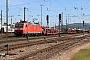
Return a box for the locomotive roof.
[15,21,42,26]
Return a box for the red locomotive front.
[14,22,24,36]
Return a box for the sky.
[0,0,90,27]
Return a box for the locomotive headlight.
[20,28,23,30]
[15,28,17,30]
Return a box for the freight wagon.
[63,28,76,34]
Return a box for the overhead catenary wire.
[66,0,74,7]
[82,0,90,14]
[0,0,5,4]
[8,0,42,7]
[7,0,43,16]
[73,0,77,7]
[54,0,64,8]
[83,0,90,8]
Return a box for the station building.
[0,22,14,33]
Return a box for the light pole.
[0,10,2,35]
[9,16,14,31]
[68,14,69,26]
[66,19,67,29]
[6,0,8,33]
[6,0,9,55]
[40,5,43,25]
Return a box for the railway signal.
[46,15,49,21]
[46,15,49,27]
[59,14,61,37]
[83,20,84,26]
[83,20,84,35]
[59,14,61,21]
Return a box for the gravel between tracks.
[0,43,59,60]
[47,41,90,60]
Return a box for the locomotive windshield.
[15,24,24,27]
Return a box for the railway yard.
[0,33,90,60]
[0,0,90,60]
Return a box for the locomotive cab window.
[15,24,24,27]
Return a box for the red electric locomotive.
[14,21,42,36]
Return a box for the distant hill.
[56,23,90,30]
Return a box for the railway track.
[0,37,70,52]
[0,35,57,44]
[13,35,90,60]
[0,34,89,52]
[0,34,89,60]
[0,33,87,45]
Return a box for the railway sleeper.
[39,41,81,60]
[14,41,74,60]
